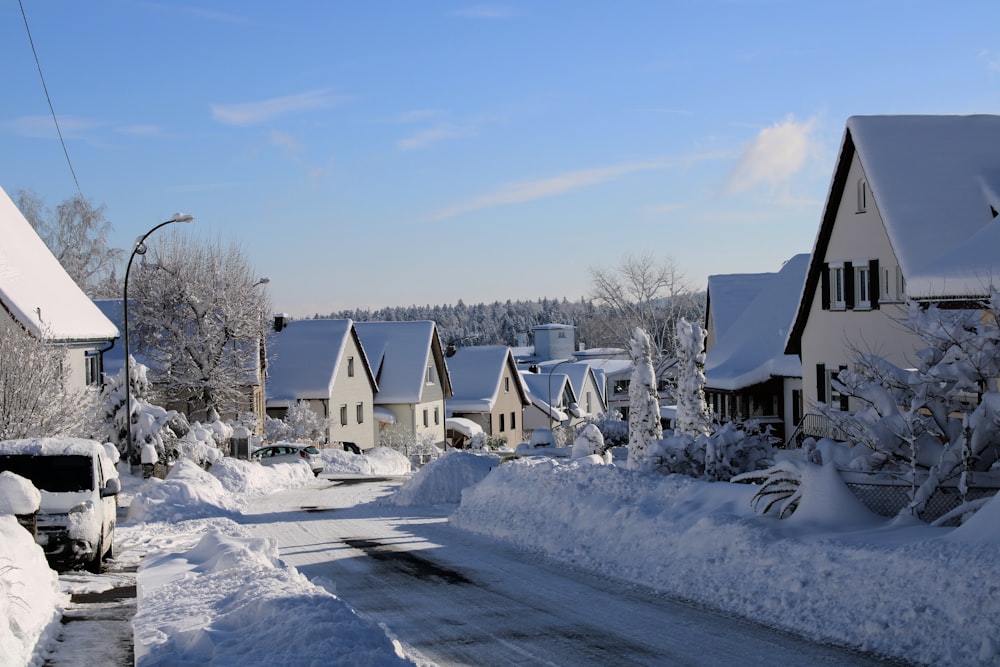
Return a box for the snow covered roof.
[355,320,452,405]
[705,254,808,391]
[266,319,374,404]
[445,345,528,414]
[534,360,602,410]
[0,185,118,342]
[444,417,483,438]
[705,272,774,343]
[848,115,1000,299]
[520,371,573,421]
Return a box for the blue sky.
[2,1,999,317]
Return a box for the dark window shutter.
[838,365,849,411]
[844,261,855,310]
[870,258,880,309]
[816,363,826,403]
[820,264,830,310]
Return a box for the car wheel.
[86,539,104,574]
[103,534,115,562]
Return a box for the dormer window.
[856,179,867,213]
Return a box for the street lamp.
[547,358,576,431]
[122,213,194,465]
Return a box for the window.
[504,377,510,393]
[856,178,867,213]
[558,331,567,339]
[347,357,355,377]
[586,392,592,413]
[434,406,440,425]
[422,409,429,427]
[84,352,101,387]
[510,411,516,430]
[613,379,630,395]
[356,403,364,424]
[855,264,871,310]
[499,413,505,431]
[339,405,348,426]
[425,365,436,385]
[830,264,846,309]
[816,364,849,411]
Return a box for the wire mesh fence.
[840,471,1000,525]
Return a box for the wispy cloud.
[399,122,478,150]
[724,114,819,194]
[1,115,106,140]
[425,161,671,221]
[210,89,347,126]
[117,124,162,137]
[450,4,519,18]
[980,49,1000,72]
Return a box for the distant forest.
[317,293,706,351]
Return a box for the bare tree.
[128,231,271,423]
[589,253,702,356]
[17,190,123,298]
[0,316,97,439]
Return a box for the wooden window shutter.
[869,258,880,309]
[844,261,855,310]
[820,264,830,310]
[838,364,849,411]
[816,363,826,403]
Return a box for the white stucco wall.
[327,337,378,449]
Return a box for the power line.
[18,0,83,198]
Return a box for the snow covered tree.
[627,327,663,471]
[128,231,270,423]
[572,423,609,462]
[673,318,712,438]
[283,401,326,443]
[823,295,1000,520]
[589,253,703,356]
[0,316,97,439]
[17,190,122,298]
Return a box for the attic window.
[856,179,867,213]
[425,365,436,385]
[348,357,355,377]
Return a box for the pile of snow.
[449,456,1000,666]
[390,450,500,506]
[0,515,61,667]
[128,455,321,523]
[320,446,412,476]
[135,525,409,666]
[0,471,40,515]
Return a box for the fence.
[839,470,1000,525]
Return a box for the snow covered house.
[785,115,1000,440]
[704,254,808,445]
[519,369,577,432]
[445,346,530,447]
[354,320,453,449]
[533,360,607,418]
[0,185,118,392]
[266,318,378,449]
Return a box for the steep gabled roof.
[787,115,1000,354]
[520,370,574,421]
[0,186,118,342]
[705,272,774,343]
[706,254,808,391]
[445,345,529,414]
[266,319,376,404]
[355,320,452,404]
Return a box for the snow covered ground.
[5,445,1000,665]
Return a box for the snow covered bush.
[579,411,628,448]
[648,422,774,481]
[821,295,1000,520]
[734,459,804,518]
[627,327,663,471]
[571,423,610,462]
[673,318,711,437]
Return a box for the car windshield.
[0,454,94,493]
[303,446,320,455]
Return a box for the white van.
[0,437,120,572]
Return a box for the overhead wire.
[18,0,84,198]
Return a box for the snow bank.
[128,456,322,523]
[134,525,409,666]
[320,446,412,476]
[450,458,1000,666]
[0,471,40,515]
[390,450,500,506]
[0,515,62,667]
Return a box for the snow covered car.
[251,443,324,476]
[0,438,120,572]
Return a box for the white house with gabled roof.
[785,115,1000,440]
[445,345,530,446]
[0,185,118,392]
[266,318,378,449]
[355,320,452,449]
[704,254,808,445]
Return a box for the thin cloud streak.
[425,159,698,221]
[399,123,476,150]
[210,89,347,126]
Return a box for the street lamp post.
[122,213,194,465]
[547,358,576,431]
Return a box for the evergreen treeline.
[318,297,603,347]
